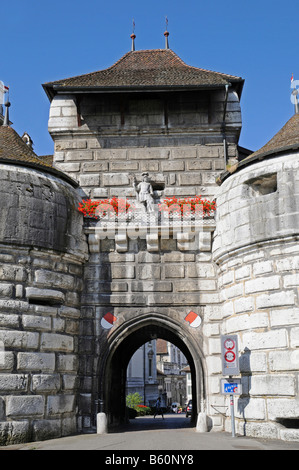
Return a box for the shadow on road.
[109,413,194,433]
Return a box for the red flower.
[158,196,216,216]
[78,198,132,219]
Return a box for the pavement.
[2,414,299,451]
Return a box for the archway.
[100,313,206,429]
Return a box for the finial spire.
[130,19,136,51]
[164,16,169,49]
[3,100,10,126]
[291,74,299,114]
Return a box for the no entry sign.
[221,335,240,376]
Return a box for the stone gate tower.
[42,38,243,434]
[1,34,299,445]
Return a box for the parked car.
[185,400,192,417]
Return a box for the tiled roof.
[218,113,299,184]
[246,113,299,160]
[43,49,243,98]
[39,154,54,166]
[0,125,52,168]
[0,125,77,186]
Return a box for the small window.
[244,173,277,197]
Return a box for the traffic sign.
[220,378,242,395]
[221,335,240,376]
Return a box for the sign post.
[221,335,240,438]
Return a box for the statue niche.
[133,172,155,213]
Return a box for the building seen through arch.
[126,338,190,409]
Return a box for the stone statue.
[133,172,155,213]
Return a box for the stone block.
[0,330,39,350]
[111,265,135,279]
[163,265,184,278]
[0,265,26,282]
[41,333,74,353]
[256,291,295,309]
[235,398,266,420]
[267,398,299,420]
[270,308,299,327]
[65,150,93,161]
[102,173,130,186]
[128,148,169,160]
[0,314,19,328]
[224,283,243,299]
[252,261,273,276]
[250,375,296,396]
[17,352,55,372]
[59,306,81,318]
[0,283,13,297]
[55,162,80,173]
[138,265,160,280]
[0,421,30,445]
[171,148,197,159]
[131,281,172,292]
[242,329,288,350]
[79,174,100,187]
[22,315,51,331]
[0,351,14,371]
[26,287,65,303]
[239,351,267,373]
[47,394,75,415]
[269,350,299,371]
[33,419,61,441]
[179,173,202,186]
[6,396,45,417]
[235,266,251,280]
[95,149,127,160]
[290,327,299,348]
[32,374,60,392]
[109,161,138,171]
[187,263,215,278]
[0,374,28,392]
[82,162,109,172]
[283,273,299,288]
[57,354,78,372]
[92,188,109,198]
[161,161,185,172]
[226,312,268,333]
[244,276,280,294]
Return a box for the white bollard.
[196,412,208,432]
[97,412,107,434]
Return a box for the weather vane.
[131,18,136,51]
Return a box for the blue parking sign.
[221,378,242,395]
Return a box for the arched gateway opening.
[100,313,206,429]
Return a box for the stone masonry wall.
[0,165,88,445]
[48,92,241,202]
[78,222,220,430]
[213,152,299,441]
[0,245,85,444]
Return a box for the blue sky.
[2,0,298,156]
